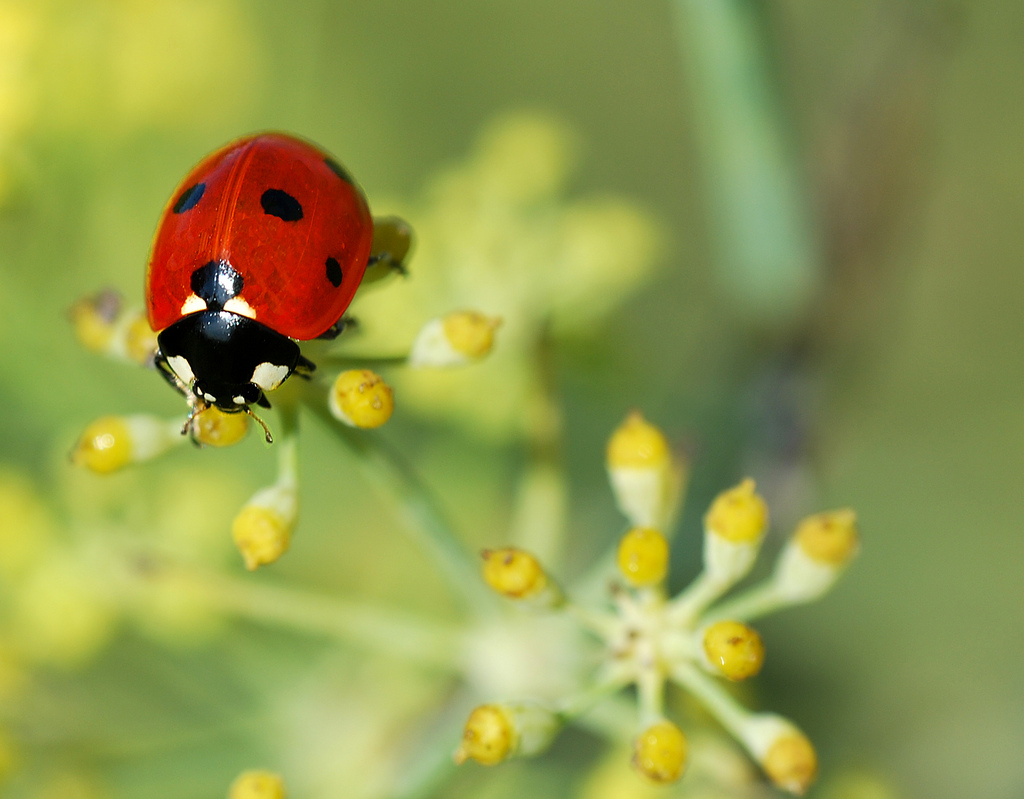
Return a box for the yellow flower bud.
[631,720,688,784]
[454,704,516,766]
[444,311,501,358]
[69,291,121,353]
[69,291,157,365]
[606,411,669,469]
[606,412,676,528]
[123,312,158,365]
[409,312,502,367]
[71,416,133,474]
[481,548,548,599]
[762,731,817,795]
[71,415,181,474]
[702,621,765,681]
[329,369,394,428]
[795,509,859,566]
[228,770,287,799]
[190,407,250,447]
[616,527,669,587]
[232,506,292,571]
[772,510,859,603]
[453,703,560,766]
[705,479,768,543]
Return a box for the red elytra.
[146,133,373,341]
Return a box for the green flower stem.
[557,666,632,720]
[672,0,820,323]
[314,354,410,372]
[666,570,730,625]
[187,568,463,670]
[636,665,666,728]
[671,661,752,741]
[700,580,788,624]
[307,398,495,610]
[563,600,618,639]
[388,700,469,799]
[508,328,567,568]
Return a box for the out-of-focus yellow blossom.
[0,2,38,202]
[0,1,259,204]
[31,771,107,799]
[0,469,54,579]
[353,111,664,438]
[228,770,287,799]
[12,554,117,667]
[0,727,16,784]
[68,291,156,366]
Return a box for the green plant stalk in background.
[673,0,821,325]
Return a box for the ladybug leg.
[154,349,189,397]
[290,354,317,382]
[362,216,413,284]
[315,315,359,341]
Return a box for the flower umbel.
[460,411,859,795]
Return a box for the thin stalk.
[636,666,666,728]
[508,325,567,568]
[666,570,728,625]
[558,665,632,720]
[315,354,410,371]
[672,0,821,324]
[700,580,787,624]
[671,661,751,739]
[307,398,495,610]
[187,568,463,670]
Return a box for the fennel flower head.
[355,111,665,438]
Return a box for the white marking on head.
[233,395,246,405]
[251,362,290,392]
[166,355,195,385]
[180,294,207,315]
[223,297,256,319]
[203,392,216,403]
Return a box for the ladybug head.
[156,310,302,413]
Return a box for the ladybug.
[146,133,410,439]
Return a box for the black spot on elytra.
[173,182,205,213]
[324,157,354,185]
[261,189,303,221]
[190,260,243,309]
[325,256,343,287]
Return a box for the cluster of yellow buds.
[68,286,500,571]
[457,411,859,796]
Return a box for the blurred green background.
[0,1,1021,798]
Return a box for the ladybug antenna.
[245,406,274,444]
[181,401,208,438]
